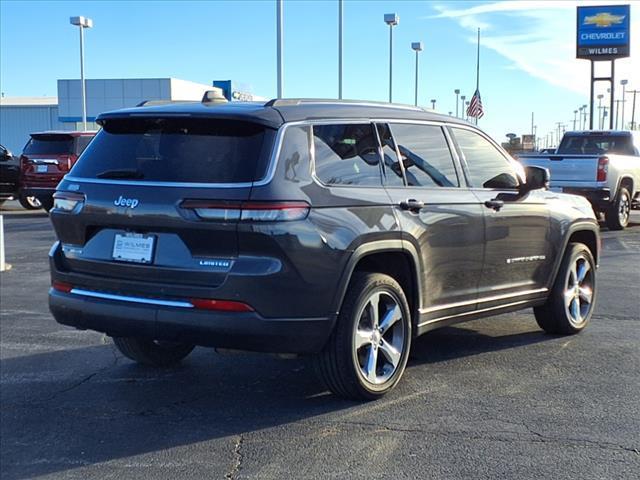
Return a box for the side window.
[376,123,405,187]
[313,124,382,186]
[278,125,311,183]
[389,123,459,187]
[452,128,519,189]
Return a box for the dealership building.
[0,78,263,153]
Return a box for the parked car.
[20,131,96,211]
[48,98,600,400]
[0,144,20,206]
[519,130,640,230]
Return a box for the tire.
[314,272,412,400]
[605,187,631,230]
[39,196,54,212]
[18,194,42,210]
[534,242,596,335]
[113,337,195,367]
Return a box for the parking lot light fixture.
[430,99,436,109]
[411,42,423,106]
[454,89,460,117]
[384,13,399,103]
[69,16,93,131]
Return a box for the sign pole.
[609,60,615,130]
[589,60,595,130]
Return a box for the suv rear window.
[70,118,275,184]
[24,135,74,155]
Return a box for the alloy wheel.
[563,254,594,327]
[353,291,406,385]
[618,191,630,227]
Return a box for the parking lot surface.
[1,210,639,479]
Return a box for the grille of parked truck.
[48,97,600,399]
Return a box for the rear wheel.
[113,337,195,367]
[605,187,630,230]
[534,242,596,334]
[18,194,41,210]
[314,272,412,400]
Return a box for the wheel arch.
[548,221,600,289]
[331,240,422,330]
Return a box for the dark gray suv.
[49,98,600,400]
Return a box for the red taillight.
[61,154,77,171]
[597,156,608,182]
[181,200,310,222]
[190,298,254,312]
[52,281,73,293]
[52,191,85,212]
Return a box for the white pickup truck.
[518,130,640,230]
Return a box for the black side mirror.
[521,165,550,192]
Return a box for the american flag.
[466,89,484,119]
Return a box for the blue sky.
[1,0,638,143]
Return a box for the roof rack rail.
[264,98,425,111]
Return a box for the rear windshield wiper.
[96,168,144,179]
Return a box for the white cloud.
[430,1,639,96]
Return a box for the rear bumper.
[49,289,334,354]
[560,187,611,210]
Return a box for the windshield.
[558,134,636,156]
[69,117,275,184]
[24,135,74,155]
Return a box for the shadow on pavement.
[0,325,554,479]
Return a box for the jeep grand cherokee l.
[49,98,600,400]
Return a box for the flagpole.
[475,27,480,125]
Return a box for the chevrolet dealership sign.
[577,5,630,59]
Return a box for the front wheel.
[534,242,596,335]
[605,187,631,230]
[314,272,412,400]
[113,337,195,367]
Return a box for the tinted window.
[452,128,519,189]
[313,124,381,186]
[389,123,458,187]
[278,125,311,183]
[376,124,405,187]
[558,134,635,155]
[24,135,74,155]
[70,118,274,184]
[75,136,93,155]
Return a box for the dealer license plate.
[36,165,48,173]
[112,233,155,264]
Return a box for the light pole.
[276,0,283,98]
[460,95,466,118]
[597,94,604,129]
[573,110,578,130]
[630,89,638,130]
[384,13,399,103]
[615,100,622,129]
[70,16,93,131]
[621,79,628,129]
[454,89,460,117]
[581,104,588,130]
[430,99,436,109]
[465,101,470,121]
[338,0,343,99]
[411,42,423,106]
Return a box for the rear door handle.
[484,199,504,211]
[400,199,425,212]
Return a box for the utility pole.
[630,89,639,130]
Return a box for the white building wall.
[0,105,72,154]
[169,78,214,101]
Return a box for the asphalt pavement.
[1,210,639,479]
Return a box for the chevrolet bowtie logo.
[583,12,626,28]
